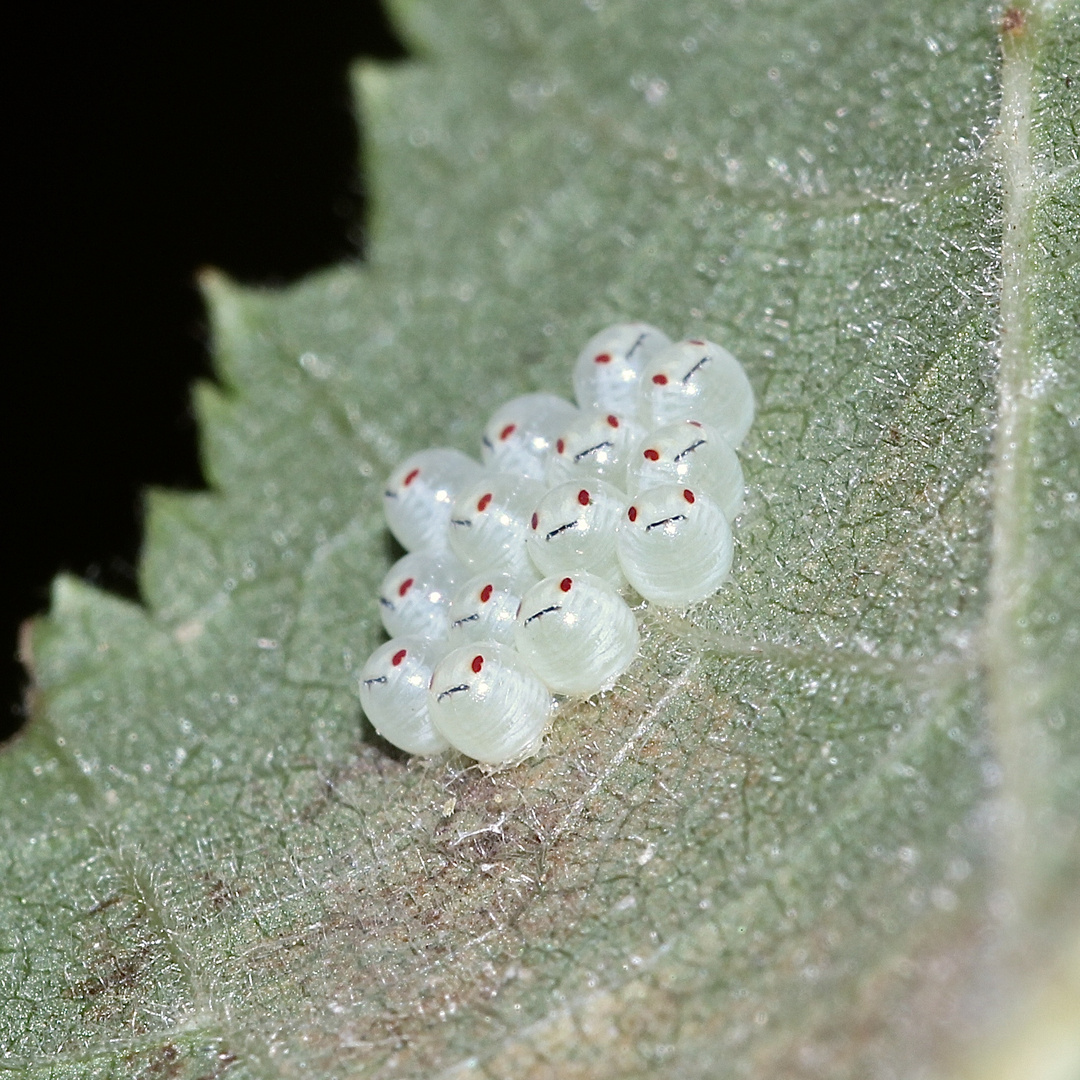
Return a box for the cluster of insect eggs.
[359,322,754,767]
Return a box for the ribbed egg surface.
[480,393,579,480]
[572,322,671,415]
[637,339,755,447]
[448,472,546,586]
[618,484,733,606]
[447,574,523,648]
[627,420,745,521]
[358,637,449,757]
[428,643,554,766]
[514,574,639,697]
[383,447,486,555]
[377,550,462,640]
[546,409,644,489]
[526,479,626,587]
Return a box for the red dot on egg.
[480,584,493,603]
[478,493,493,512]
[577,489,590,506]
[499,423,516,441]
[531,512,538,529]
[628,506,638,522]
[391,649,407,666]
[398,577,414,597]
[560,577,573,592]
[403,468,420,486]
[594,353,612,364]
[683,489,696,504]
[689,339,704,346]
[606,415,619,428]
[556,438,565,454]
[643,448,660,461]
[652,373,669,385]
[471,654,484,673]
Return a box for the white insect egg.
[628,420,745,521]
[514,573,639,696]
[526,479,627,587]
[383,448,486,555]
[377,550,463,640]
[480,393,579,480]
[617,484,733,606]
[359,637,450,756]
[637,338,755,447]
[428,642,554,765]
[447,573,522,647]
[546,409,645,489]
[572,322,672,415]
[448,472,546,585]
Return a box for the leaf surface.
[3,1,1078,1077]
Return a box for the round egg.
[572,322,672,415]
[637,339,754,447]
[617,484,733,606]
[480,393,578,480]
[628,420,745,520]
[383,448,486,555]
[448,472,546,585]
[428,642,554,765]
[359,637,450,756]
[377,550,463,640]
[526,479,627,587]
[514,573,639,696]
[546,409,644,489]
[447,573,523,648]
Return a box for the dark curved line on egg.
[574,440,613,463]
[437,683,470,702]
[524,604,561,625]
[545,520,580,540]
[682,355,710,382]
[645,514,687,531]
[674,439,706,462]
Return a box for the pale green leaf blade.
[3,1,1078,1078]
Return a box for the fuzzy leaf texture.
[3,0,1078,1077]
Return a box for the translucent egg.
[546,409,645,488]
[617,484,733,606]
[359,637,450,756]
[514,573,639,696]
[428,642,554,765]
[448,472,546,585]
[526,479,627,586]
[377,551,463,639]
[383,448,486,555]
[637,339,755,446]
[572,322,672,415]
[480,393,579,480]
[627,420,745,520]
[447,573,523,648]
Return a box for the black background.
[4,3,404,741]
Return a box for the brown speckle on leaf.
[1000,7,1025,36]
[86,893,126,916]
[203,875,244,912]
[65,945,151,1000]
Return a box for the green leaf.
[4,0,1078,1076]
